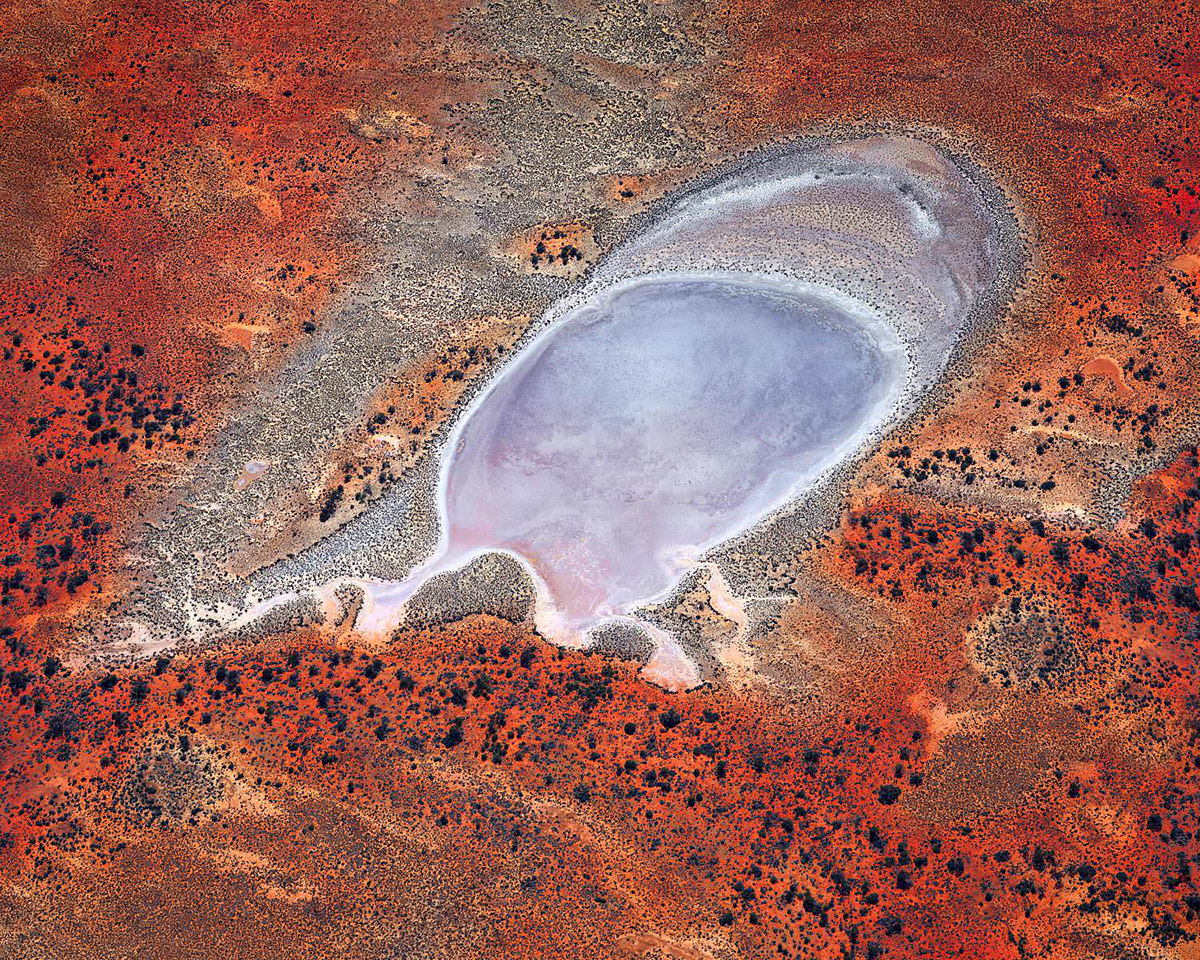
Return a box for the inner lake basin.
[436,274,905,631]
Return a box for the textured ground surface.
[4,0,1200,957]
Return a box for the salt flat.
[439,275,903,631]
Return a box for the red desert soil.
[2,0,1200,958]
[1082,355,1134,396]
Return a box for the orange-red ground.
[4,0,1200,957]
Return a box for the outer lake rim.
[144,128,1029,652]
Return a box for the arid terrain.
[3,0,1200,957]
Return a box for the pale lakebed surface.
[435,275,904,630]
